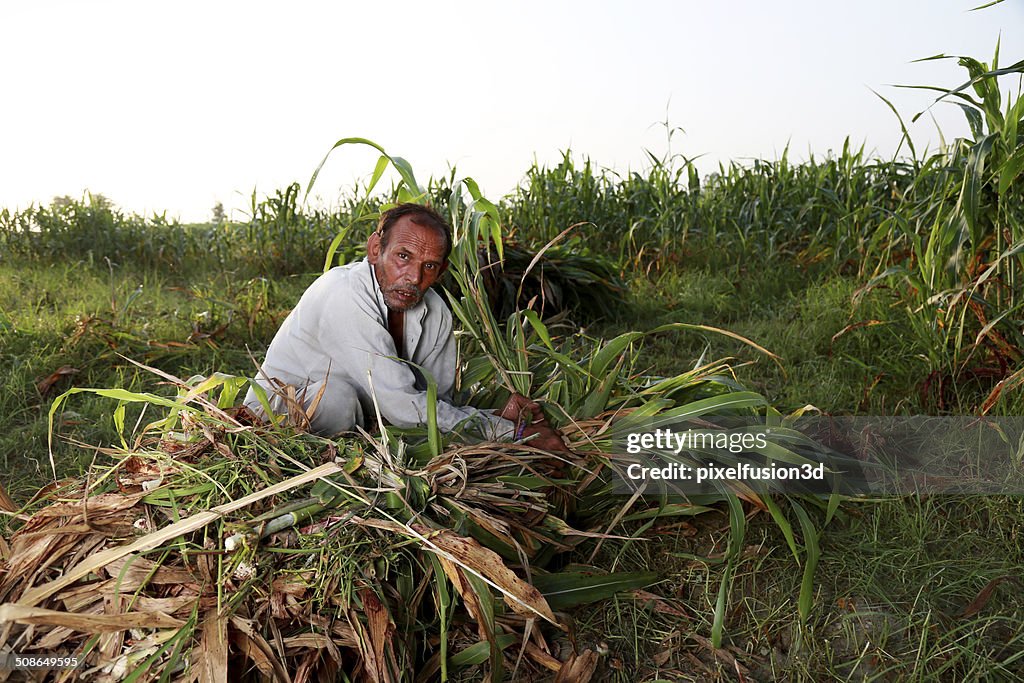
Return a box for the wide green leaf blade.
[792,500,821,623]
[530,571,659,610]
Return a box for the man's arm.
[421,309,567,451]
[318,294,514,438]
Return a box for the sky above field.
[1,1,1021,223]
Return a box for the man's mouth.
[389,288,420,304]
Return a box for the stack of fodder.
[1,342,829,681]
[2,147,838,681]
[0,304,821,682]
[0,389,670,682]
[472,238,627,322]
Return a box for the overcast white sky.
[1,1,1021,223]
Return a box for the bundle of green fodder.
[0,353,754,682]
[470,238,627,322]
[1,154,812,681]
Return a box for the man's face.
[367,216,449,312]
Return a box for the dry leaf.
[354,589,398,683]
[33,492,143,519]
[0,481,17,514]
[36,366,79,396]
[229,615,292,683]
[554,649,599,683]
[414,525,557,625]
[0,604,184,631]
[19,461,342,607]
[199,608,229,683]
[524,642,563,672]
[630,589,690,618]
[960,576,1020,618]
[98,594,125,660]
[688,633,750,676]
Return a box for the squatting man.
[243,203,566,451]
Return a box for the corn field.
[1,44,1023,682]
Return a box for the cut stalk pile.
[0,144,822,681]
[0,366,763,682]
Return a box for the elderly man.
[243,203,565,450]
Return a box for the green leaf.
[825,492,843,527]
[763,495,799,561]
[712,493,745,648]
[910,57,1024,123]
[214,374,247,409]
[322,222,355,273]
[621,503,714,522]
[998,144,1024,195]
[157,603,200,683]
[531,571,659,610]
[627,392,768,430]
[871,88,917,160]
[426,371,441,458]
[464,572,503,681]
[589,332,643,380]
[792,500,821,623]
[961,133,998,243]
[388,156,423,196]
[520,310,553,349]
[580,352,626,418]
[956,102,985,140]
[449,634,518,667]
[48,387,199,478]
[428,555,453,680]
[244,380,280,428]
[112,400,127,449]
[305,137,390,199]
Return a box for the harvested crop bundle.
[0,381,717,681]
[1,146,817,681]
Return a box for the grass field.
[3,174,1023,680]
[2,52,1023,680]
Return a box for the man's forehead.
[386,218,447,256]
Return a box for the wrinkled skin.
[499,392,568,452]
[367,216,449,312]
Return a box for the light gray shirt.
[243,258,513,438]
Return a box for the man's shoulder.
[423,287,448,309]
[290,260,375,317]
[422,288,453,324]
[320,259,371,285]
[304,260,372,297]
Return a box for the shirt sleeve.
[316,287,514,439]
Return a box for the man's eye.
[398,253,409,260]
[425,264,436,271]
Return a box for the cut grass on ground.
[2,254,1022,680]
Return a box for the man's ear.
[367,232,382,265]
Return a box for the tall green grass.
[0,186,359,279]
[503,142,911,272]
[862,46,1024,409]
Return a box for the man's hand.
[521,423,569,452]
[498,392,545,425]
[496,392,567,451]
